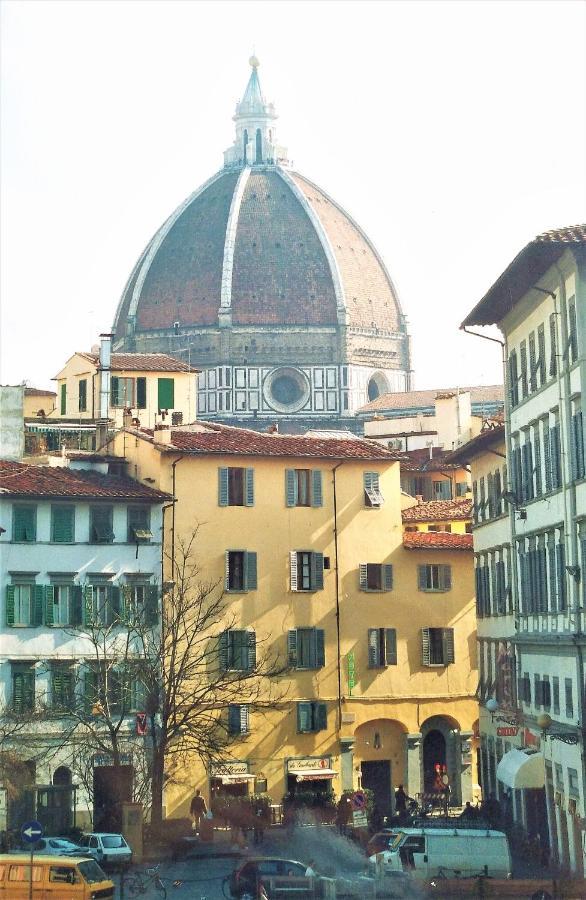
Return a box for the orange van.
[0,854,115,898]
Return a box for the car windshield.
[49,839,76,849]
[389,832,405,850]
[101,835,126,848]
[77,860,108,884]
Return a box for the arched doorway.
[421,715,462,806]
[423,730,446,793]
[354,719,408,822]
[37,766,74,834]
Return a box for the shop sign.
[347,652,356,695]
[497,726,518,737]
[287,757,330,773]
[93,753,132,767]
[210,761,248,776]
[524,728,541,748]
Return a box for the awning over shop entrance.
[216,774,256,785]
[496,749,545,789]
[295,769,337,782]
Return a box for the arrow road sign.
[21,820,43,844]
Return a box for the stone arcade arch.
[354,718,408,820]
[420,714,464,807]
[367,371,390,402]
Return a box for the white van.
[369,825,512,880]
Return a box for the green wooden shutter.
[218,468,229,506]
[6,585,15,626]
[311,470,323,507]
[297,702,311,732]
[145,585,159,625]
[288,630,298,666]
[549,314,557,376]
[537,324,546,386]
[359,564,368,590]
[14,506,36,542]
[33,586,44,626]
[440,566,452,590]
[383,565,393,591]
[543,421,551,491]
[52,506,74,543]
[84,669,97,714]
[136,377,147,409]
[111,586,122,622]
[442,628,455,664]
[529,332,537,392]
[385,629,398,666]
[110,376,119,407]
[218,632,229,671]
[224,551,231,590]
[52,666,63,708]
[157,378,174,410]
[71,586,83,625]
[247,631,256,671]
[228,704,241,734]
[316,702,327,731]
[285,470,297,507]
[245,468,255,506]
[13,672,24,712]
[78,379,87,412]
[245,552,257,590]
[44,585,55,626]
[421,628,431,666]
[368,629,379,667]
[290,551,298,591]
[316,629,325,668]
[418,566,428,590]
[60,383,66,415]
[83,585,93,625]
[556,544,567,611]
[311,552,324,590]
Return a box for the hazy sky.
[1,0,585,392]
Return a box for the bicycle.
[127,863,167,898]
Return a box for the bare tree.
[136,527,288,831]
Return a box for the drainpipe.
[332,461,345,732]
[170,456,185,583]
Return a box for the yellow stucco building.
[108,422,478,820]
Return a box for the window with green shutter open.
[228,704,250,735]
[359,563,393,592]
[364,472,384,507]
[225,551,257,591]
[127,506,152,542]
[418,564,452,592]
[6,584,43,626]
[51,664,74,710]
[218,467,255,506]
[78,379,87,412]
[13,505,37,542]
[297,701,327,733]
[60,383,66,415]
[288,628,325,669]
[157,377,175,410]
[218,630,256,671]
[51,506,75,543]
[90,506,114,543]
[421,627,455,666]
[45,584,71,626]
[368,628,397,667]
[285,469,323,507]
[12,664,35,713]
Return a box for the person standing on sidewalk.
[190,789,207,832]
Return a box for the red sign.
[352,790,366,811]
[497,726,518,737]
[136,713,147,736]
[524,727,540,748]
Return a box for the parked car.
[76,832,132,868]
[226,857,310,898]
[0,853,114,899]
[26,837,83,856]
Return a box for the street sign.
[21,820,43,843]
[352,810,368,828]
[351,790,366,811]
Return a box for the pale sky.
[1,0,585,393]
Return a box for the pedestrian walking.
[189,789,207,832]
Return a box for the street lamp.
[537,713,579,745]
[485,698,519,726]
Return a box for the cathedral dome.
[112,59,411,425]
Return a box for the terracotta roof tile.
[24,388,57,397]
[359,384,504,414]
[79,353,197,373]
[403,532,473,551]
[402,499,472,522]
[0,460,170,501]
[534,225,586,243]
[149,421,402,460]
[399,447,461,472]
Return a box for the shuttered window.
[228,704,250,735]
[51,665,74,710]
[537,324,546,388]
[84,584,120,626]
[528,331,537,393]
[359,563,393,592]
[285,469,323,507]
[368,628,397,667]
[51,506,75,543]
[60,383,66,415]
[565,678,574,718]
[218,630,256,671]
[78,379,87,412]
[508,350,519,407]
[418,565,451,592]
[12,664,35,713]
[225,551,257,591]
[290,551,324,591]
[288,628,325,669]
[421,627,455,666]
[45,585,71,626]
[5,584,43,626]
[122,583,159,625]
[111,376,135,408]
[297,701,327,733]
[550,425,562,489]
[570,410,585,481]
[520,340,528,399]
[218,467,254,506]
[127,506,152,542]
[549,313,558,377]
[13,505,37,542]
[157,377,175,410]
[89,506,114,543]
[364,472,384,507]
[567,297,578,364]
[136,377,147,409]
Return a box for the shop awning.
[496,749,545,789]
[295,769,337,781]
[217,774,256,784]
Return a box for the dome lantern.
[224,57,288,168]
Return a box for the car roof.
[397,827,506,837]
[83,832,122,837]
[242,857,306,865]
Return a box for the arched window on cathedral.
[269,129,273,143]
[243,129,248,165]
[255,128,262,164]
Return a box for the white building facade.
[461,226,586,875]
[0,459,168,834]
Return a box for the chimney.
[98,333,113,421]
[416,495,423,505]
[153,427,173,446]
[266,423,279,434]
